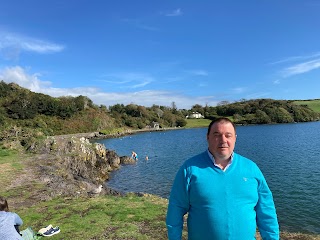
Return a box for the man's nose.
[220,135,228,142]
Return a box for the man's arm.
[166,166,190,240]
[255,170,280,240]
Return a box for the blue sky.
[1,0,320,109]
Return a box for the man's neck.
[208,149,232,170]
[214,159,230,170]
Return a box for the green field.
[185,118,212,128]
[293,99,320,113]
[18,194,172,240]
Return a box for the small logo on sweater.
[243,177,248,181]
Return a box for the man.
[166,118,279,240]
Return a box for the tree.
[109,104,125,114]
[171,102,177,114]
[254,110,271,124]
[217,101,230,106]
[162,111,176,127]
[154,108,164,119]
[176,118,187,127]
[191,104,204,115]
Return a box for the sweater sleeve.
[255,169,279,240]
[166,165,190,240]
[13,212,23,226]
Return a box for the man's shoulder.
[183,151,209,167]
[0,211,17,219]
[234,152,257,165]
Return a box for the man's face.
[207,121,236,162]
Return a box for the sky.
[0,0,320,109]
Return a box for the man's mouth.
[219,146,228,149]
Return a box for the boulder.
[120,156,136,164]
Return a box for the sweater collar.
[207,149,234,172]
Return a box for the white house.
[186,112,204,119]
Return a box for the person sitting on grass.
[0,196,24,240]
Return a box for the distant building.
[186,112,204,119]
[151,121,160,129]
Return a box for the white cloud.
[231,87,246,94]
[100,72,153,89]
[273,79,280,84]
[198,83,207,87]
[91,90,218,109]
[282,58,320,77]
[0,66,219,109]
[0,31,64,59]
[0,66,51,91]
[187,69,209,76]
[131,81,152,88]
[270,52,320,65]
[246,92,271,99]
[121,18,159,31]
[165,8,183,17]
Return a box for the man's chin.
[216,152,231,161]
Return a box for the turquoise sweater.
[166,151,279,240]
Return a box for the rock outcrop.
[28,135,136,198]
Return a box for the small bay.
[95,121,320,234]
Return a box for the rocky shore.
[23,133,139,201]
[28,127,183,199]
[1,127,183,207]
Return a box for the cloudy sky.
[1,0,320,109]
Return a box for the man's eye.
[212,134,233,138]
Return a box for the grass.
[99,127,128,135]
[17,194,175,240]
[293,99,320,113]
[14,194,320,240]
[0,146,24,185]
[185,118,212,128]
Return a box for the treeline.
[109,103,187,129]
[0,81,319,143]
[0,82,188,139]
[192,99,320,124]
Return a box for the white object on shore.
[88,184,103,195]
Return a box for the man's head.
[0,196,9,211]
[207,118,237,162]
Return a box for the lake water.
[95,121,320,234]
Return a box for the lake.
[95,121,320,234]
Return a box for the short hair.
[0,196,9,211]
[207,117,236,136]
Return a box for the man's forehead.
[210,122,235,132]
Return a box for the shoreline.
[53,126,186,141]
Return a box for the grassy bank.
[1,148,320,240]
[19,194,174,239]
[0,147,23,188]
[293,99,320,113]
[185,118,212,128]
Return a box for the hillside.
[293,99,320,113]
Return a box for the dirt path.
[4,153,54,210]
